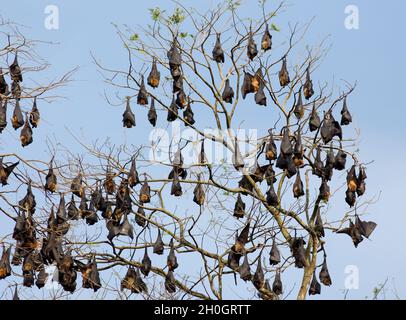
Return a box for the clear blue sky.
[0,0,405,300]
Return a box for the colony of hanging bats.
[0,54,41,147]
[0,22,376,300]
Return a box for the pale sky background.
[0,0,405,300]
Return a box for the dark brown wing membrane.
[167,239,178,271]
[355,214,377,238]
[279,58,290,87]
[293,89,304,119]
[337,220,363,247]
[141,248,152,276]
[11,100,24,130]
[233,194,246,218]
[0,246,12,279]
[266,183,278,206]
[261,24,272,51]
[128,158,140,188]
[45,160,57,193]
[232,138,244,170]
[222,79,234,103]
[147,58,160,88]
[272,269,283,295]
[265,132,277,161]
[241,71,254,99]
[212,33,225,63]
[0,68,10,96]
[319,257,332,286]
[153,229,164,255]
[252,258,265,289]
[183,101,195,126]
[314,208,325,238]
[167,96,178,122]
[334,150,347,170]
[303,69,314,99]
[293,170,304,198]
[122,98,135,128]
[308,272,321,295]
[147,98,157,127]
[247,32,258,60]
[0,99,7,133]
[137,76,148,105]
[10,54,23,82]
[20,116,33,147]
[280,128,292,156]
[239,254,252,281]
[254,82,267,106]
[237,222,250,245]
[165,270,177,293]
[29,97,40,128]
[193,178,205,206]
[139,180,151,203]
[309,103,321,132]
[269,239,281,265]
[341,97,352,125]
[290,237,306,268]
